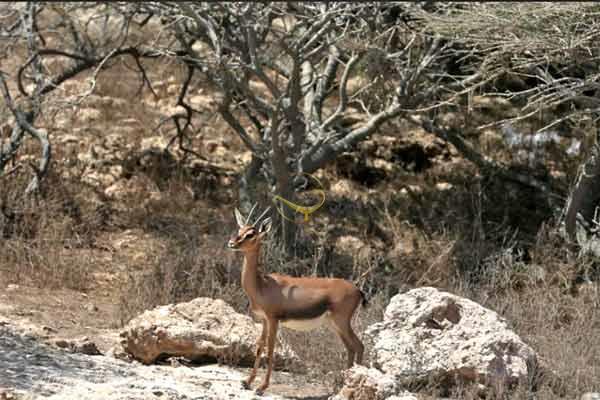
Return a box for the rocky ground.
[0,287,546,400]
[0,316,329,400]
[0,285,331,400]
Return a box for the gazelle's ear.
[234,208,245,228]
[258,217,272,236]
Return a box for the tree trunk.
[271,124,297,254]
[563,131,600,241]
[238,154,263,216]
[274,176,298,255]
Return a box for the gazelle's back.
[268,273,362,303]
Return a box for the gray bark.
[238,154,264,216]
[563,131,600,241]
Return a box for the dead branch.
[407,114,558,198]
[0,72,51,194]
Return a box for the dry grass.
[2,141,600,399]
[3,117,600,400]
[0,170,99,291]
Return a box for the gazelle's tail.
[359,290,369,308]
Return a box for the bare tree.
[6,2,595,253]
[0,2,525,250]
[0,2,159,194]
[126,2,464,250]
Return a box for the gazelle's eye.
[245,231,256,239]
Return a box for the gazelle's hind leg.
[328,311,364,368]
[349,326,364,365]
[329,323,355,367]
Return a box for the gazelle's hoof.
[255,388,265,396]
[241,380,251,390]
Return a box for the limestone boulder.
[335,235,367,256]
[329,366,416,400]
[52,337,101,356]
[121,297,305,372]
[77,108,102,123]
[333,287,537,399]
[582,393,600,400]
[104,175,161,203]
[335,235,373,265]
[368,287,537,390]
[330,179,361,201]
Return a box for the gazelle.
[227,205,367,395]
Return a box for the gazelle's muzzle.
[227,239,239,249]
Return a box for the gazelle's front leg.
[243,320,267,389]
[255,317,278,395]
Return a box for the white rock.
[367,287,537,390]
[333,287,537,399]
[330,179,359,199]
[435,182,453,191]
[582,393,600,400]
[56,134,80,144]
[104,176,161,202]
[329,365,401,400]
[140,136,168,152]
[121,297,304,373]
[82,170,118,189]
[78,108,102,123]
[335,235,367,255]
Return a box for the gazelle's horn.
[234,208,245,228]
[253,206,272,226]
[246,203,258,225]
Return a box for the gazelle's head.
[227,205,272,252]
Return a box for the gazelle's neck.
[241,249,261,299]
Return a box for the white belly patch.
[252,309,267,320]
[281,312,330,332]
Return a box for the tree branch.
[313,45,340,124]
[220,94,259,154]
[407,114,558,197]
[321,52,361,130]
[0,72,51,193]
